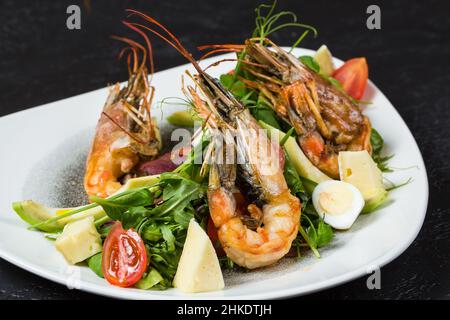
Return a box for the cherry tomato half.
[102,222,147,287]
[332,57,368,100]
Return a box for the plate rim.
[0,49,429,300]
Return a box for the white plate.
[0,48,428,299]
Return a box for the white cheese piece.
[173,219,224,293]
[55,216,102,264]
[338,150,388,213]
[338,150,384,198]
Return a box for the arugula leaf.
[304,214,318,244]
[249,105,281,129]
[88,253,103,278]
[121,206,150,230]
[297,224,320,258]
[316,219,334,247]
[282,148,335,257]
[220,73,234,88]
[148,242,184,288]
[148,180,201,218]
[386,177,413,192]
[240,91,257,106]
[371,127,384,154]
[89,188,153,221]
[301,177,318,196]
[284,150,335,257]
[371,128,393,172]
[220,74,248,99]
[162,182,178,201]
[141,222,162,242]
[173,206,195,229]
[283,150,309,205]
[160,225,176,252]
[299,55,320,73]
[304,215,334,248]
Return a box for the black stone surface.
[0,0,449,300]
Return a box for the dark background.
[0,0,449,300]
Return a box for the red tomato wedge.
[102,222,147,287]
[332,57,369,100]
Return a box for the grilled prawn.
[84,31,161,198]
[191,77,301,269]
[201,38,372,178]
[123,10,301,268]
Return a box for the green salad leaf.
[371,128,394,172]
[86,172,207,290]
[315,219,334,247]
[283,150,309,205]
[299,213,334,258]
[220,74,249,101]
[299,55,320,73]
[249,105,281,129]
[89,188,153,221]
[87,253,103,278]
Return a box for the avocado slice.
[167,111,196,127]
[314,45,335,77]
[12,174,161,232]
[12,200,63,233]
[362,188,389,214]
[260,121,332,184]
[118,174,160,191]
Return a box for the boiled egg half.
[312,180,365,230]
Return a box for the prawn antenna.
[109,26,157,144]
[124,9,204,75]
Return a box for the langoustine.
[84,28,161,198]
[123,11,301,268]
[190,75,301,269]
[200,38,372,179]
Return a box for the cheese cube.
[55,216,102,264]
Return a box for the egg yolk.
[318,184,354,215]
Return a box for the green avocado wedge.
[12,174,161,233]
[362,188,389,214]
[12,200,63,233]
[167,111,196,127]
[259,121,332,184]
